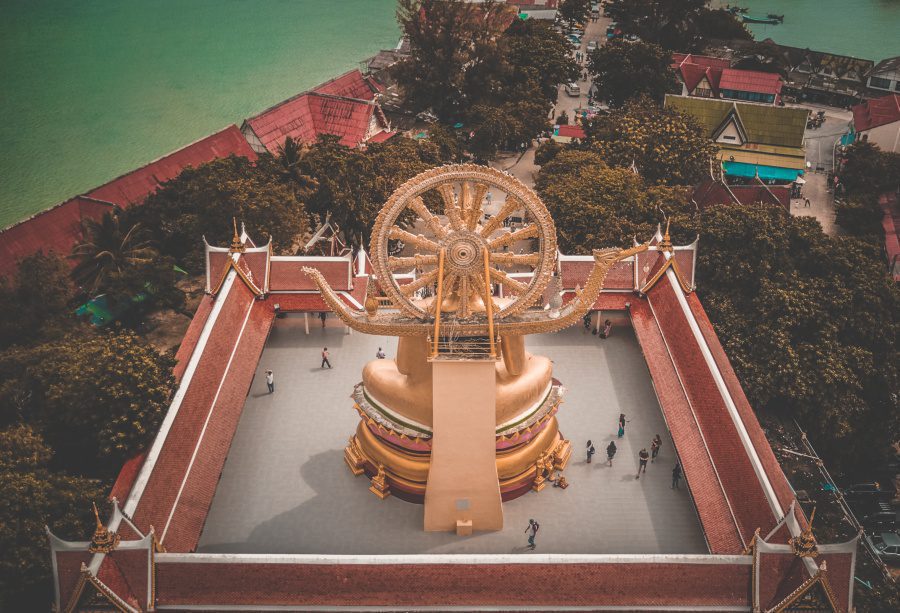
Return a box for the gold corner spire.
[230,217,245,253]
[790,507,819,558]
[88,502,120,554]
[659,218,673,253]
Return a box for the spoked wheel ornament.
[369,164,557,321]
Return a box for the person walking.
[804,197,811,208]
[586,440,596,463]
[650,434,662,463]
[321,347,332,369]
[319,312,327,327]
[606,440,617,466]
[376,347,386,359]
[600,319,612,339]
[265,370,275,394]
[525,519,540,550]
[636,448,649,479]
[671,463,682,489]
[618,413,628,438]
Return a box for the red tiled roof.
[645,274,783,545]
[693,179,791,210]
[312,69,380,101]
[85,125,257,207]
[0,197,114,279]
[557,124,586,139]
[687,292,804,529]
[109,451,148,503]
[173,296,216,382]
[718,68,783,96]
[269,259,352,291]
[131,280,267,550]
[630,299,745,553]
[245,93,375,152]
[367,130,397,144]
[155,560,752,608]
[96,556,140,610]
[681,62,720,95]
[54,550,92,611]
[852,93,900,132]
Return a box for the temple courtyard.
[196,314,707,555]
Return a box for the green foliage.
[395,0,515,121]
[534,139,563,166]
[0,252,77,349]
[0,424,103,610]
[838,141,900,197]
[834,195,885,240]
[558,0,591,27]
[395,1,576,157]
[7,330,176,470]
[694,8,752,42]
[604,0,706,50]
[588,39,679,107]
[584,97,716,185]
[535,150,695,252]
[136,155,310,271]
[300,135,448,247]
[688,206,899,472]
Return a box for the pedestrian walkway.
[197,318,706,555]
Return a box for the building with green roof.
[664,95,809,182]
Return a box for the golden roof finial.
[790,507,819,558]
[230,217,245,253]
[659,219,673,253]
[88,502,120,554]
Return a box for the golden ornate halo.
[369,164,557,321]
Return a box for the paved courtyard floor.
[197,315,707,555]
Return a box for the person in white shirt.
[376,347,386,359]
[265,370,274,393]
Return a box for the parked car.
[586,40,598,52]
[565,82,581,97]
[853,501,898,532]
[842,482,897,504]
[866,532,900,564]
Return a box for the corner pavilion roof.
[48,230,858,610]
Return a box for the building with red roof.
[692,176,792,211]
[673,54,783,105]
[851,93,900,153]
[241,69,392,154]
[0,125,257,279]
[47,219,858,610]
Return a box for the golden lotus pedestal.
[345,335,570,533]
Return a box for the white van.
[565,82,581,96]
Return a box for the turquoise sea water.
[735,0,900,60]
[0,0,399,228]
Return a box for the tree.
[535,150,695,252]
[686,205,899,473]
[275,136,319,198]
[21,330,176,470]
[395,0,514,121]
[71,210,156,295]
[588,39,678,107]
[583,97,716,185]
[694,8,752,43]
[838,141,900,197]
[300,136,448,247]
[534,139,563,166]
[503,18,580,103]
[137,155,310,271]
[0,252,77,349]
[558,0,591,28]
[0,424,104,610]
[604,0,706,50]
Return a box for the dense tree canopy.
[838,141,900,197]
[536,148,900,471]
[0,424,103,610]
[0,253,77,350]
[604,0,706,50]
[588,39,679,107]
[535,150,695,252]
[583,98,716,185]
[395,1,577,157]
[0,330,176,471]
[558,0,591,27]
[136,155,310,271]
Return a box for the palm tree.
[70,210,156,295]
[277,136,319,196]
